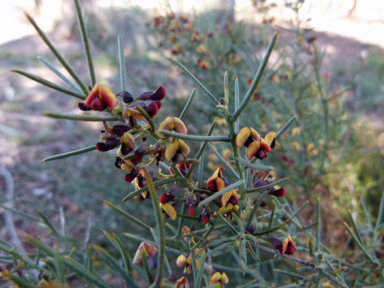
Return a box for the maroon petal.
[151,86,166,101]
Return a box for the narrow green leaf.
[343,222,377,265]
[206,242,231,257]
[375,193,384,231]
[102,230,131,274]
[102,199,151,232]
[36,210,59,236]
[207,143,240,179]
[42,145,96,162]
[234,78,240,134]
[246,190,269,227]
[117,35,127,92]
[142,167,165,288]
[231,30,278,122]
[254,219,290,236]
[93,245,139,288]
[12,70,85,100]
[4,272,37,288]
[246,178,289,194]
[236,156,274,171]
[224,71,229,105]
[54,244,65,284]
[176,203,186,240]
[159,130,231,142]
[198,180,243,207]
[122,177,177,203]
[198,153,204,188]
[217,213,238,234]
[37,56,83,94]
[173,59,219,105]
[194,251,206,288]
[74,0,96,86]
[0,204,43,222]
[44,112,119,122]
[141,250,154,283]
[275,115,298,140]
[24,12,89,93]
[316,197,321,251]
[136,105,156,134]
[180,87,197,120]
[347,210,363,245]
[64,256,111,288]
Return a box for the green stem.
[159,130,231,142]
[42,146,96,162]
[44,113,119,122]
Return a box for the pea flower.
[158,117,188,134]
[218,202,239,218]
[209,272,229,288]
[132,242,158,265]
[236,127,277,160]
[95,122,130,152]
[268,186,286,197]
[197,205,211,225]
[159,188,178,204]
[221,189,239,207]
[161,202,178,221]
[176,277,190,288]
[165,139,190,164]
[176,255,200,275]
[252,170,276,188]
[186,195,198,216]
[268,234,296,256]
[206,167,228,192]
[83,84,117,111]
[117,132,136,158]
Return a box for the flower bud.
[119,91,134,104]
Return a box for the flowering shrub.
[1,1,383,288]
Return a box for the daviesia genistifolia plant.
[1,1,384,287]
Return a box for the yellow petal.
[221,190,233,207]
[236,127,251,148]
[121,132,135,150]
[84,84,99,107]
[222,272,229,283]
[165,140,179,162]
[247,141,260,160]
[173,118,188,134]
[158,116,174,132]
[209,272,222,284]
[260,138,272,153]
[143,243,158,257]
[162,203,177,220]
[218,203,234,215]
[264,132,276,146]
[178,139,190,156]
[99,85,117,109]
[176,254,187,267]
[250,128,261,141]
[216,177,225,192]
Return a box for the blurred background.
[1,0,384,271]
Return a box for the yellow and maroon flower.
[186,195,198,216]
[236,127,277,160]
[132,242,158,265]
[159,188,179,204]
[209,272,229,288]
[176,254,200,275]
[176,277,190,288]
[197,60,209,69]
[135,86,166,102]
[165,139,190,164]
[197,205,211,225]
[83,84,117,111]
[268,186,286,197]
[169,163,191,176]
[206,168,228,192]
[96,122,131,152]
[123,106,144,128]
[268,234,296,256]
[221,189,239,207]
[161,202,178,221]
[218,202,239,218]
[252,170,276,188]
[158,117,188,135]
[117,132,136,158]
